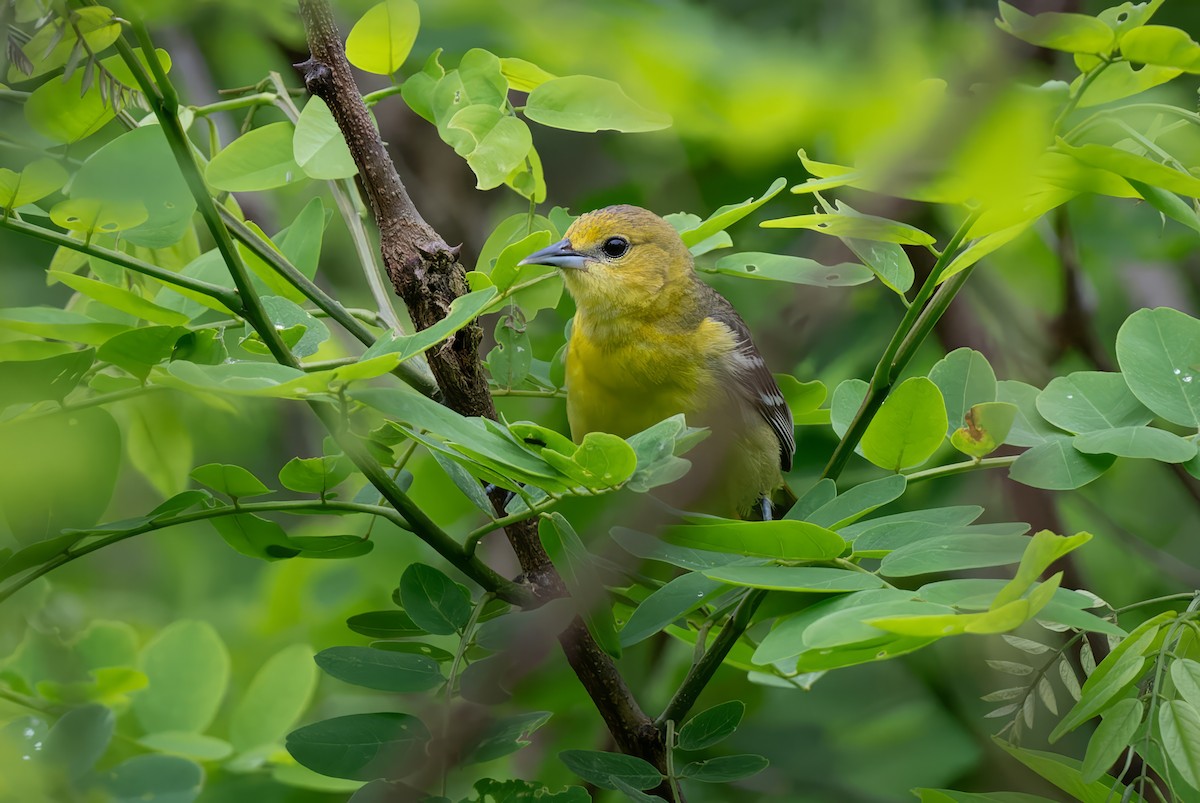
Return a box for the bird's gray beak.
[518,238,588,270]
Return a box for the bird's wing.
[704,292,796,472]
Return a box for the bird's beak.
[518,238,588,270]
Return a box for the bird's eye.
[601,236,629,259]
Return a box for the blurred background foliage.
[1,0,1199,801]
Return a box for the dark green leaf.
[463,711,553,765]
[348,610,427,638]
[679,754,769,783]
[1035,372,1152,433]
[805,474,906,529]
[399,563,473,635]
[558,749,662,790]
[286,713,430,781]
[315,646,444,692]
[98,754,203,803]
[39,704,114,780]
[1081,698,1144,782]
[929,348,997,435]
[619,572,727,648]
[676,701,744,751]
[1116,307,1200,427]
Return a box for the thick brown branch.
[295,0,668,787]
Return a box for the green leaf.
[345,0,419,75]
[929,348,997,435]
[1116,307,1200,427]
[48,271,188,327]
[1051,612,1171,741]
[1074,426,1197,463]
[24,66,116,143]
[1160,700,1200,789]
[315,646,444,692]
[611,527,748,571]
[1120,25,1200,72]
[0,158,68,210]
[9,7,120,82]
[558,750,662,791]
[463,711,553,765]
[133,620,230,734]
[995,2,1115,53]
[525,75,671,133]
[610,777,664,802]
[230,644,319,752]
[951,402,1018,458]
[189,463,271,499]
[500,57,557,92]
[278,456,352,495]
[861,377,948,471]
[704,566,885,592]
[39,704,114,780]
[1059,140,1200,198]
[0,347,93,408]
[993,531,1092,609]
[619,572,727,648]
[1081,698,1144,782]
[69,124,196,248]
[137,731,232,762]
[805,474,906,529]
[705,252,872,287]
[0,407,121,542]
[999,381,1061,448]
[812,197,917,293]
[1130,179,1200,233]
[98,326,184,381]
[676,701,744,751]
[542,513,622,659]
[839,505,983,538]
[206,122,303,192]
[661,519,846,561]
[1174,659,1200,710]
[370,641,455,662]
[880,535,1029,577]
[777,376,830,426]
[258,296,330,359]
[448,106,534,191]
[399,563,472,635]
[363,287,498,362]
[995,741,1142,803]
[50,198,147,237]
[679,754,769,783]
[830,378,869,442]
[1009,437,1115,490]
[293,96,357,180]
[210,513,301,560]
[399,49,445,123]
[1076,60,1181,107]
[347,610,426,638]
[98,754,203,803]
[914,791,1058,803]
[677,178,787,247]
[1035,371,1152,433]
[487,315,532,388]
[286,713,430,781]
[624,414,708,492]
[761,208,936,246]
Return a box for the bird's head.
[518,205,694,316]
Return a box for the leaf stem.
[903,455,1017,484]
[0,215,241,309]
[191,92,278,116]
[655,588,765,729]
[822,209,980,481]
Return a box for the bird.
[518,204,794,518]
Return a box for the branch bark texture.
[295,0,668,783]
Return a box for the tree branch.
[294,0,668,782]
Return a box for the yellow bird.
[519,205,794,518]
